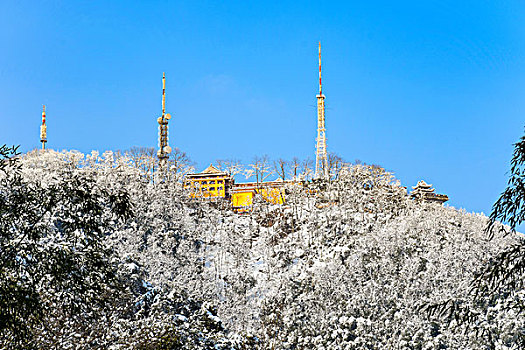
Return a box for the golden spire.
[157,72,172,162]
[162,72,166,116]
[319,41,322,95]
[315,42,328,179]
[40,105,47,150]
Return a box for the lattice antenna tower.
[157,72,172,162]
[40,105,47,150]
[315,42,328,179]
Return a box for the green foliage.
[425,131,525,347]
[489,132,525,235]
[0,145,133,347]
[480,131,525,300]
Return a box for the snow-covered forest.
[1,146,524,349]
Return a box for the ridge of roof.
[202,164,221,174]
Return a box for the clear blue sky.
[1,0,525,219]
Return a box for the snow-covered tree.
[0,145,132,347]
[3,147,523,349]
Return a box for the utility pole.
[157,72,172,163]
[315,42,328,179]
[40,105,47,150]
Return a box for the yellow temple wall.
[232,191,253,207]
[258,188,285,205]
[232,187,285,208]
[184,177,227,198]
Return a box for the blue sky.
[1,0,525,219]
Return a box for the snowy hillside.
[1,148,523,349]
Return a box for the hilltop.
[1,149,523,349]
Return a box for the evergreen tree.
[0,145,132,347]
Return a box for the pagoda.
[410,180,449,204]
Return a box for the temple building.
[232,181,286,210]
[410,180,448,204]
[184,164,232,200]
[184,164,286,210]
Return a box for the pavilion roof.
[412,180,433,190]
[202,164,221,174]
[185,164,229,178]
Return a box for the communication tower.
[157,72,172,162]
[40,105,47,150]
[315,42,328,179]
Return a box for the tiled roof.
[202,164,221,174]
